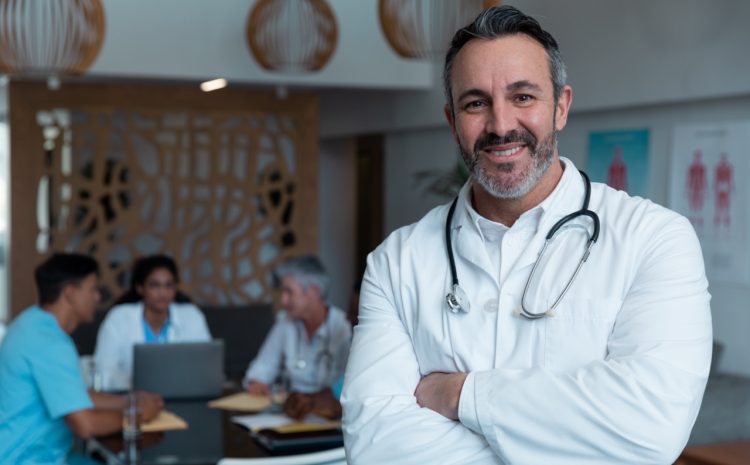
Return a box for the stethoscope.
[293,312,334,381]
[445,170,600,319]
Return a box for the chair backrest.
[200,304,275,382]
[217,446,346,465]
[133,340,225,399]
[71,309,109,355]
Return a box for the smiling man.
[342,6,712,465]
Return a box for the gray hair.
[274,255,329,301]
[443,5,567,115]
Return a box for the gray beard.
[461,131,558,200]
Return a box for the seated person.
[94,254,211,390]
[0,253,163,465]
[243,256,351,418]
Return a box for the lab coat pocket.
[544,297,621,373]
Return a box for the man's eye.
[464,100,486,111]
[515,94,534,104]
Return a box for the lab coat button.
[484,299,498,312]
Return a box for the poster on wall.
[668,121,750,286]
[587,129,650,198]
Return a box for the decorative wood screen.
[9,81,318,316]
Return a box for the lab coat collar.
[512,157,587,272]
[139,302,183,340]
[452,157,587,275]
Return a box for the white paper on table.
[231,413,332,432]
[232,413,291,432]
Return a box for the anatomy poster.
[587,129,650,198]
[668,121,750,285]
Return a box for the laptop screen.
[133,340,225,399]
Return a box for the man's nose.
[484,102,516,136]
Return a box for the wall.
[560,95,750,377]
[381,94,750,377]
[321,0,750,138]
[329,0,750,377]
[318,138,357,310]
[93,0,433,90]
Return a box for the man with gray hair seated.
[243,255,351,419]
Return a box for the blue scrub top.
[0,306,93,465]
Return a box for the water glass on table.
[123,392,142,440]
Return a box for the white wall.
[384,127,456,234]
[327,0,750,377]
[318,137,357,311]
[321,0,750,138]
[381,95,750,377]
[93,0,433,90]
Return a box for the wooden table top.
[676,441,750,465]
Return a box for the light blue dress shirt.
[243,306,352,394]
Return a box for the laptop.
[133,340,225,399]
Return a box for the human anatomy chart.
[587,129,649,198]
[669,121,750,285]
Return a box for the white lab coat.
[94,301,211,391]
[342,158,712,465]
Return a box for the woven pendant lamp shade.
[0,0,105,76]
[246,0,338,73]
[379,0,501,60]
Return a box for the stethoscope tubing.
[445,169,600,318]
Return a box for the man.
[342,6,711,465]
[243,255,351,419]
[0,253,163,465]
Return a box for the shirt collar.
[293,308,331,342]
[457,156,582,236]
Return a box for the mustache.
[473,130,537,153]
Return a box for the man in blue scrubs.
[0,253,163,465]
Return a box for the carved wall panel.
[9,82,318,314]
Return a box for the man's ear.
[554,85,573,132]
[305,285,323,303]
[60,283,76,305]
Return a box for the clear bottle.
[122,392,141,465]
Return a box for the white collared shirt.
[342,157,712,465]
[243,306,351,394]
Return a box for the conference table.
[86,398,344,465]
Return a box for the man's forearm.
[414,372,468,420]
[89,391,126,410]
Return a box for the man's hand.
[136,391,164,423]
[309,389,342,419]
[283,393,315,420]
[284,389,342,420]
[414,372,467,420]
[247,380,270,396]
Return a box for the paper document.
[232,413,340,433]
[208,392,271,412]
[140,410,188,433]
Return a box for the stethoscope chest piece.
[446,284,470,314]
